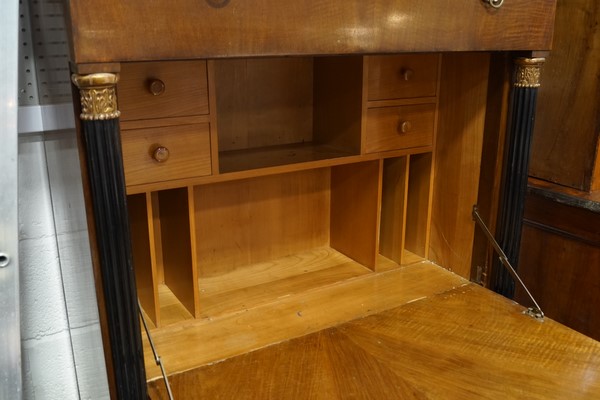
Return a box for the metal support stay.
[472,205,544,321]
[138,301,175,400]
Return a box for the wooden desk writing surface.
[62,1,575,398]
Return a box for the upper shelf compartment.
[66,0,557,64]
[215,57,363,173]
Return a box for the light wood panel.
[194,169,331,277]
[198,247,371,319]
[157,284,193,327]
[404,153,432,258]
[379,157,409,266]
[219,143,355,174]
[118,61,209,121]
[142,261,467,380]
[67,1,556,64]
[157,188,198,319]
[127,193,159,325]
[429,52,490,278]
[313,56,363,154]
[215,58,314,153]
[149,282,600,399]
[330,161,381,270]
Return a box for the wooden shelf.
[143,261,468,380]
[197,247,372,319]
[219,142,356,174]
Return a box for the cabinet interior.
[120,52,491,375]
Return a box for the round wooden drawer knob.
[399,121,412,134]
[153,146,170,162]
[401,68,414,81]
[149,79,166,96]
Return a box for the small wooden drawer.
[367,54,439,101]
[121,123,212,186]
[365,104,435,153]
[118,61,209,121]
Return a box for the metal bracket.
[472,205,544,321]
[138,301,175,399]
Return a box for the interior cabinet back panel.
[215,58,314,152]
[194,169,331,277]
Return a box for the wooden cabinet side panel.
[429,53,490,278]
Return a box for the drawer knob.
[148,79,166,96]
[401,68,414,81]
[483,0,504,8]
[152,146,170,163]
[399,121,412,134]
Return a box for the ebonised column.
[72,73,148,399]
[492,58,545,298]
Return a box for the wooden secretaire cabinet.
[60,1,600,399]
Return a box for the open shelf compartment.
[214,56,364,173]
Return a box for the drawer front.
[365,104,435,153]
[367,55,439,101]
[70,1,556,63]
[121,123,212,186]
[118,61,209,121]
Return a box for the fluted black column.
[72,73,147,399]
[492,58,545,297]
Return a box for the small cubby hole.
[378,153,433,270]
[127,188,197,328]
[214,56,364,173]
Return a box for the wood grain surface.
[148,283,600,399]
[67,0,556,63]
[142,261,466,380]
[429,53,490,278]
[529,0,600,191]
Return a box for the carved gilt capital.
[514,58,545,88]
[72,73,121,121]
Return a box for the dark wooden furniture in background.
[529,0,600,191]
[514,0,600,342]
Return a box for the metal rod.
[472,205,544,320]
[138,300,175,400]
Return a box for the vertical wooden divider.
[157,187,198,319]
[405,153,433,258]
[151,192,164,287]
[330,160,381,270]
[127,193,160,326]
[379,157,409,266]
[187,186,200,318]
